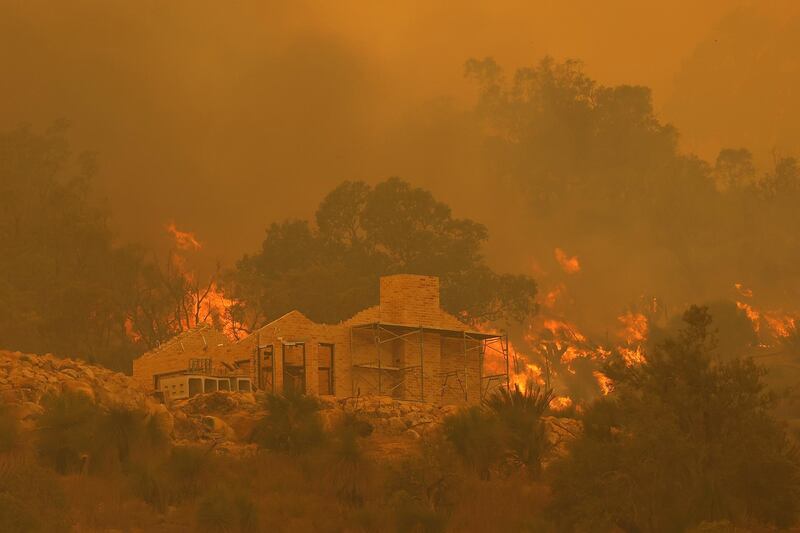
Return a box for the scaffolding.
[349,322,509,404]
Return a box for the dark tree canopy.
[0,124,231,370]
[0,123,141,369]
[227,177,537,326]
[463,55,800,320]
[549,306,800,531]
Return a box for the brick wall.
[245,311,351,397]
[131,326,228,390]
[132,275,489,405]
[379,275,441,326]
[439,337,483,405]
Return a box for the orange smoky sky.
[2,0,799,270]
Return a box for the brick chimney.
[379,274,441,326]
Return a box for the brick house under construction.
[132,274,510,405]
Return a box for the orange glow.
[736,301,761,332]
[124,317,142,343]
[554,248,581,274]
[166,222,202,251]
[593,370,614,395]
[617,311,648,345]
[550,395,573,411]
[763,312,797,339]
[164,223,245,340]
[543,283,566,309]
[734,285,798,342]
[734,282,754,298]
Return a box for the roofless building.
[132,274,509,405]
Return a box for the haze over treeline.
[3,1,800,259]
[2,0,800,368]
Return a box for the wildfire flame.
[166,222,202,251]
[554,248,580,274]
[617,311,648,345]
[734,283,798,342]
[543,283,566,309]
[550,395,573,411]
[126,223,247,345]
[734,282,754,298]
[593,370,613,395]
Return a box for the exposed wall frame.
[318,343,335,395]
[350,323,509,404]
[282,341,306,395]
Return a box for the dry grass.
[446,477,551,532]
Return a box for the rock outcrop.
[0,350,172,433]
[1,351,580,462]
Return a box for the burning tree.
[124,223,246,350]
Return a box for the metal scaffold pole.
[504,333,510,390]
[375,323,381,395]
[419,326,424,402]
[463,331,468,402]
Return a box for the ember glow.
[554,247,580,274]
[153,223,245,341]
[734,283,798,344]
[166,222,202,251]
[593,370,614,395]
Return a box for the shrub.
[36,391,98,473]
[196,486,259,532]
[0,402,19,453]
[250,391,325,453]
[485,384,553,478]
[549,306,800,530]
[326,412,373,506]
[443,406,504,480]
[0,456,69,532]
[37,392,170,474]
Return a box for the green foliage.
[250,391,325,454]
[442,384,555,482]
[0,123,144,370]
[227,177,537,326]
[485,383,553,478]
[549,306,800,531]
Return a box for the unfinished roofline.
[348,321,504,340]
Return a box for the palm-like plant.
[36,392,98,473]
[485,382,554,478]
[327,413,371,506]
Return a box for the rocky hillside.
[0,350,172,434]
[1,351,580,459]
